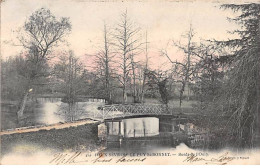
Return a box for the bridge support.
[159,117,173,133]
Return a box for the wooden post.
[119,121,122,148]
[124,122,126,137]
[112,121,113,135]
[106,122,109,135]
[172,119,177,132]
[119,121,121,135]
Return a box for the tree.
[16,45,51,120]
[16,8,71,120]
[129,48,138,103]
[130,31,150,103]
[191,42,225,108]
[54,51,87,102]
[215,3,260,148]
[54,51,88,120]
[140,31,150,103]
[94,23,115,104]
[161,25,198,107]
[114,10,142,103]
[1,56,34,101]
[145,69,171,109]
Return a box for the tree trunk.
[131,55,137,103]
[123,73,127,103]
[123,87,127,103]
[105,64,111,104]
[179,81,186,108]
[104,24,112,104]
[17,91,29,120]
[141,71,146,104]
[141,32,149,103]
[133,71,137,103]
[256,17,260,146]
[187,84,190,101]
[123,52,127,103]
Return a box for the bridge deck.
[103,114,188,121]
[94,104,230,120]
[93,104,170,120]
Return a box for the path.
[0,118,99,136]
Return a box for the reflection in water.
[38,101,64,125]
[56,102,87,121]
[34,98,105,125]
[124,117,159,137]
[106,117,159,137]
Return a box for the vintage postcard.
[1,0,260,165]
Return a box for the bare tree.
[113,10,142,103]
[161,25,197,108]
[94,23,116,104]
[129,45,141,103]
[16,8,71,120]
[140,31,150,103]
[129,31,150,103]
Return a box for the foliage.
[213,3,260,148]
[19,8,71,58]
[191,42,225,108]
[145,69,172,105]
[12,7,72,119]
[1,56,28,100]
[53,51,88,103]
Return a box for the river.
[1,97,105,130]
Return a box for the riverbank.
[1,121,102,157]
[1,100,50,130]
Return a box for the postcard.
[1,0,260,165]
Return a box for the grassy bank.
[1,122,100,156]
[1,100,40,130]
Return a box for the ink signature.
[49,151,84,165]
[183,152,235,165]
[49,151,146,165]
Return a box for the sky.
[1,0,258,70]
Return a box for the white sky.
[1,0,258,69]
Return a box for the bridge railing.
[94,104,169,120]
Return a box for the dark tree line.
[214,3,260,148]
[159,3,260,148]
